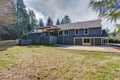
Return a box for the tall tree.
[61,19,65,24]
[28,9,37,31]
[116,24,120,33]
[61,15,71,24]
[39,18,44,27]
[105,28,110,34]
[56,19,60,25]
[89,0,120,22]
[47,17,53,26]
[16,0,29,37]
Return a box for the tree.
[15,0,29,37]
[56,19,60,25]
[89,0,120,22]
[39,18,44,27]
[116,24,120,33]
[61,19,65,24]
[61,15,71,24]
[28,9,37,30]
[47,17,53,26]
[105,28,110,34]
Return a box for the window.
[59,31,63,36]
[84,29,89,35]
[50,31,54,36]
[75,29,79,35]
[84,38,90,43]
[64,30,69,36]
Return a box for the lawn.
[0,45,120,80]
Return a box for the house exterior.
[27,19,108,46]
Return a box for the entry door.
[83,38,91,45]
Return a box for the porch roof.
[28,26,59,34]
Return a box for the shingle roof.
[57,19,102,30]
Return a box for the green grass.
[0,45,120,80]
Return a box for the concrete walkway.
[59,45,120,53]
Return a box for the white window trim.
[82,38,91,45]
[84,28,89,35]
[75,29,79,35]
[64,30,69,36]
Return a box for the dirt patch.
[59,45,120,53]
[115,48,120,50]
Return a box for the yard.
[0,45,120,80]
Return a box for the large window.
[75,29,79,35]
[50,31,54,36]
[84,28,89,35]
[64,30,69,36]
[59,31,63,36]
[84,38,90,43]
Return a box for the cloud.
[24,0,115,32]
[24,0,97,21]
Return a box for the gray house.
[27,19,108,46]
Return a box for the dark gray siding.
[28,34,38,40]
[89,27,101,35]
[91,38,94,45]
[28,33,50,45]
[28,27,103,45]
[58,36,63,44]
[63,36,73,45]
[58,27,102,45]
[73,27,102,36]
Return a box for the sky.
[24,0,117,32]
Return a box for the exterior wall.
[89,27,101,36]
[63,36,73,45]
[58,27,102,45]
[91,38,102,45]
[20,39,33,45]
[74,38,82,45]
[74,38,102,46]
[95,38,101,45]
[28,27,103,45]
[28,33,50,45]
[66,27,101,37]
[58,36,63,44]
[91,38,94,45]
[28,32,58,45]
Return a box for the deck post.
[101,38,103,45]
[94,38,95,46]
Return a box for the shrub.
[109,39,120,43]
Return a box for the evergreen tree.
[56,19,60,25]
[61,15,71,24]
[28,9,37,31]
[47,17,53,26]
[90,0,120,22]
[16,0,29,37]
[61,19,65,24]
[39,18,44,27]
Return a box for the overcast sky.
[24,0,116,32]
